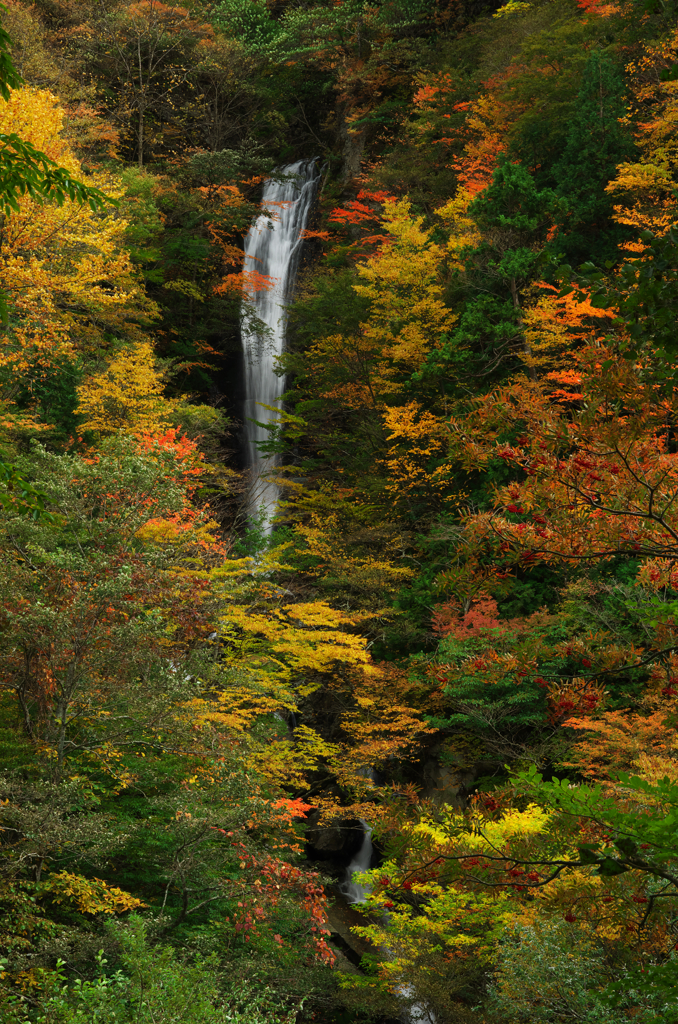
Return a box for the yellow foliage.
[302,330,398,410]
[292,511,414,595]
[0,87,157,433]
[354,198,456,367]
[169,545,434,816]
[411,803,552,848]
[252,723,343,790]
[437,188,482,269]
[76,342,178,434]
[607,158,678,238]
[180,688,294,735]
[336,663,436,777]
[350,865,508,999]
[221,599,372,685]
[42,871,147,915]
[492,0,532,15]
[608,36,678,241]
[381,401,450,506]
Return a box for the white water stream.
[240,159,321,532]
[341,818,374,904]
[342,821,437,1024]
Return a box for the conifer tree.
[553,51,636,264]
[423,159,559,384]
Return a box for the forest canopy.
[2,0,678,1022]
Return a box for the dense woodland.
[2,0,678,1020]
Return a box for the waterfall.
[341,819,374,904]
[341,820,437,1024]
[240,159,321,532]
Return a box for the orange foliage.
[575,0,620,15]
[545,677,607,725]
[562,708,678,780]
[450,343,678,568]
[452,73,524,197]
[607,31,678,241]
[134,428,205,491]
[432,595,505,638]
[326,188,397,259]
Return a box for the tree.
[346,768,678,1018]
[76,341,178,434]
[450,353,678,567]
[0,84,158,440]
[280,198,457,524]
[4,920,298,1024]
[553,50,637,263]
[421,158,559,386]
[605,26,678,240]
[0,4,116,342]
[0,434,214,766]
[0,6,111,218]
[212,0,437,179]
[86,1,214,168]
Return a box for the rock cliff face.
[306,814,368,862]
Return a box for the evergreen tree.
[553,50,637,264]
[422,158,559,386]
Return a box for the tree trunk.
[138,37,145,168]
[55,699,68,770]
[138,108,144,169]
[511,275,537,382]
[338,104,365,184]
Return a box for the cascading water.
[240,159,322,532]
[341,819,374,904]
[342,820,437,1024]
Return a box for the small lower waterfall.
[342,821,437,1024]
[341,819,374,904]
[240,159,321,532]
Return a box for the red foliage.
[329,197,389,226]
[327,189,397,256]
[432,595,504,638]
[214,837,336,964]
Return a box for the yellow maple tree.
[354,198,456,368]
[42,871,147,915]
[607,33,678,241]
[0,85,156,433]
[76,341,177,434]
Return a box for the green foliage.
[422,159,560,384]
[425,614,567,754]
[213,0,435,59]
[285,270,372,354]
[505,13,614,172]
[119,167,164,281]
[552,50,636,264]
[603,957,678,1021]
[469,157,559,241]
[0,435,200,761]
[487,920,658,1024]
[568,226,678,363]
[0,131,112,216]
[517,766,678,882]
[5,0,678,1021]
[13,354,84,441]
[212,0,279,52]
[0,457,53,520]
[0,6,112,220]
[2,918,297,1023]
